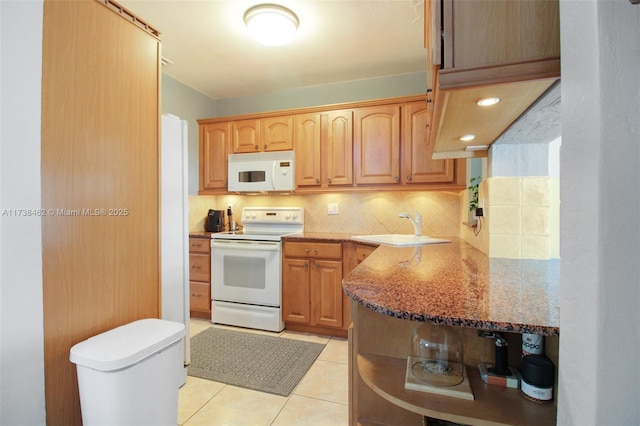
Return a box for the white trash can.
[70,318,185,426]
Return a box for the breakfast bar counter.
[342,237,559,336]
[342,237,560,425]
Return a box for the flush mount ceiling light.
[476,97,501,106]
[244,4,299,46]
[460,134,476,142]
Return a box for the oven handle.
[211,241,281,251]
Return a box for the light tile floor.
[179,318,349,426]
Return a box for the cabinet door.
[311,260,343,328]
[190,281,211,312]
[354,105,401,185]
[323,110,353,186]
[295,113,322,187]
[282,258,311,324]
[189,253,211,282]
[402,102,455,184]
[200,123,229,190]
[231,119,260,153]
[263,116,294,151]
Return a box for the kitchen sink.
[351,234,450,247]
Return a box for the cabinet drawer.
[190,281,211,312]
[284,241,342,259]
[189,237,211,254]
[356,244,377,263]
[189,253,211,282]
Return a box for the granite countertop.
[189,232,214,239]
[340,237,560,336]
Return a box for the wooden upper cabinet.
[231,117,293,153]
[295,113,322,187]
[445,0,560,70]
[231,119,260,153]
[401,102,454,184]
[200,122,230,191]
[354,105,401,185]
[296,110,353,189]
[323,110,353,186]
[262,116,294,151]
[198,95,466,192]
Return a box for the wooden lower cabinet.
[283,240,347,337]
[189,237,211,318]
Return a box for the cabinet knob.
[315,178,320,184]
[327,178,332,184]
[394,176,399,182]
[406,175,412,181]
[255,144,259,150]
[192,265,201,270]
[263,144,267,150]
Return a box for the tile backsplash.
[189,191,462,237]
[461,177,560,259]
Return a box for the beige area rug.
[188,327,325,397]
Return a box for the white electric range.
[210,207,304,332]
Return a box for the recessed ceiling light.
[465,145,489,152]
[244,4,299,47]
[460,134,476,142]
[476,97,501,106]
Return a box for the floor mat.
[188,327,326,397]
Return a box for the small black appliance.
[205,209,225,233]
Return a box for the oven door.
[211,239,282,307]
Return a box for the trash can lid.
[70,318,185,372]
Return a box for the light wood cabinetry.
[295,113,322,186]
[354,105,401,185]
[200,122,230,191]
[231,119,260,153]
[323,110,354,187]
[231,116,294,153]
[189,237,211,318]
[355,243,377,264]
[401,101,454,184]
[426,0,561,158]
[198,95,466,195]
[41,1,161,423]
[283,241,345,336]
[296,110,354,189]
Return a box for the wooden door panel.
[311,260,343,328]
[354,106,400,184]
[41,0,160,423]
[282,259,311,324]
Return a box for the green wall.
[162,74,218,194]
[216,72,427,116]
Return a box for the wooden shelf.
[357,353,556,426]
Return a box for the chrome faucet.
[399,211,422,236]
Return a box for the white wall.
[558,0,640,424]
[0,1,46,424]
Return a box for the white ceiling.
[119,0,427,100]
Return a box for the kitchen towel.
[188,327,325,397]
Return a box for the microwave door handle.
[271,161,277,191]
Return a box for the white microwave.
[227,150,295,193]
